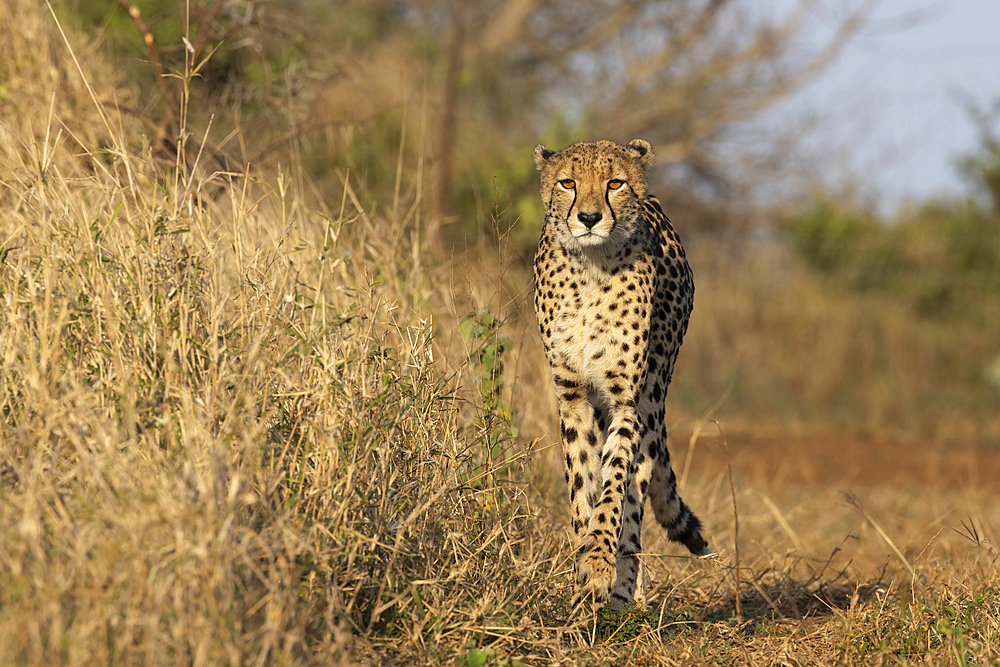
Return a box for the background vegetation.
[1,0,997,665]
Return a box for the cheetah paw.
[573,549,616,606]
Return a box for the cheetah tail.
[664,501,710,556]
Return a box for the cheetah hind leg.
[649,457,711,556]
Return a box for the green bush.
[785,199,881,274]
[784,192,1000,318]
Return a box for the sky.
[783,0,1000,211]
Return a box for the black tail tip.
[683,532,710,556]
[669,512,709,556]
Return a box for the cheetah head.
[534,139,653,250]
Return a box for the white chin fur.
[573,230,609,245]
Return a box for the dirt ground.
[681,428,1000,492]
[638,426,1000,586]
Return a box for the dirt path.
[679,430,1000,492]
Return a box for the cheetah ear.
[626,139,654,165]
[533,145,556,172]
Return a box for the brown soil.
[679,430,1000,492]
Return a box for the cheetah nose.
[577,211,602,229]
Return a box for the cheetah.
[532,139,709,609]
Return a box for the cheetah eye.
[608,180,625,190]
[558,179,576,190]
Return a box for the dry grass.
[673,243,1000,440]
[1,3,999,665]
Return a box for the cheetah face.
[534,139,653,250]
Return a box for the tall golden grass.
[1,2,998,665]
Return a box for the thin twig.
[843,490,917,582]
[714,419,741,623]
[114,0,178,146]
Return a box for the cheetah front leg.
[574,404,642,604]
[553,373,602,555]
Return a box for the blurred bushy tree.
[68,0,880,239]
[784,103,1000,317]
[957,100,1000,214]
[390,0,880,231]
[68,0,309,163]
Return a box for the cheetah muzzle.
[532,139,710,610]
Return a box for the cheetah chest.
[540,256,656,389]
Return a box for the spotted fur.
[532,139,709,609]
